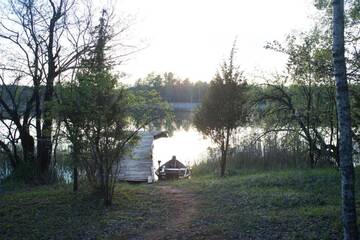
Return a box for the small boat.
[156,156,191,180]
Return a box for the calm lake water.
[152,108,265,167]
[153,126,213,166]
[152,106,217,166]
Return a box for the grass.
[171,168,360,239]
[1,168,359,239]
[0,183,168,240]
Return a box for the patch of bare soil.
[139,185,199,240]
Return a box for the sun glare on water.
[153,127,213,166]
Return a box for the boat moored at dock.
[156,156,191,180]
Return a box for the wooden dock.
[117,131,164,182]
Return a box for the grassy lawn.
[172,168,360,239]
[1,168,360,239]
[0,183,168,240]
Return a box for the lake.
[153,126,213,167]
[152,103,215,167]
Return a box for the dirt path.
[140,184,199,240]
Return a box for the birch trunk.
[332,0,359,239]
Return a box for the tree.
[55,82,85,192]
[263,29,339,168]
[312,0,360,149]
[56,10,171,204]
[0,0,93,182]
[194,43,247,177]
[332,0,359,238]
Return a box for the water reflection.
[153,126,212,166]
[153,110,213,166]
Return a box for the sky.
[109,0,317,84]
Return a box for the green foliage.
[262,28,339,167]
[127,88,173,129]
[194,47,247,146]
[348,0,360,21]
[286,30,332,82]
[193,43,248,176]
[314,0,331,10]
[55,10,172,205]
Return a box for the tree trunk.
[73,167,78,192]
[220,140,226,177]
[309,141,316,168]
[21,130,35,164]
[38,61,55,179]
[220,128,231,177]
[104,167,112,207]
[34,78,42,173]
[72,145,80,192]
[38,11,58,180]
[220,151,226,177]
[332,0,359,239]
[38,118,53,179]
[16,126,36,180]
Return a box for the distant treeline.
[133,72,209,103]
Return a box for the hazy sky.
[110,0,317,83]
